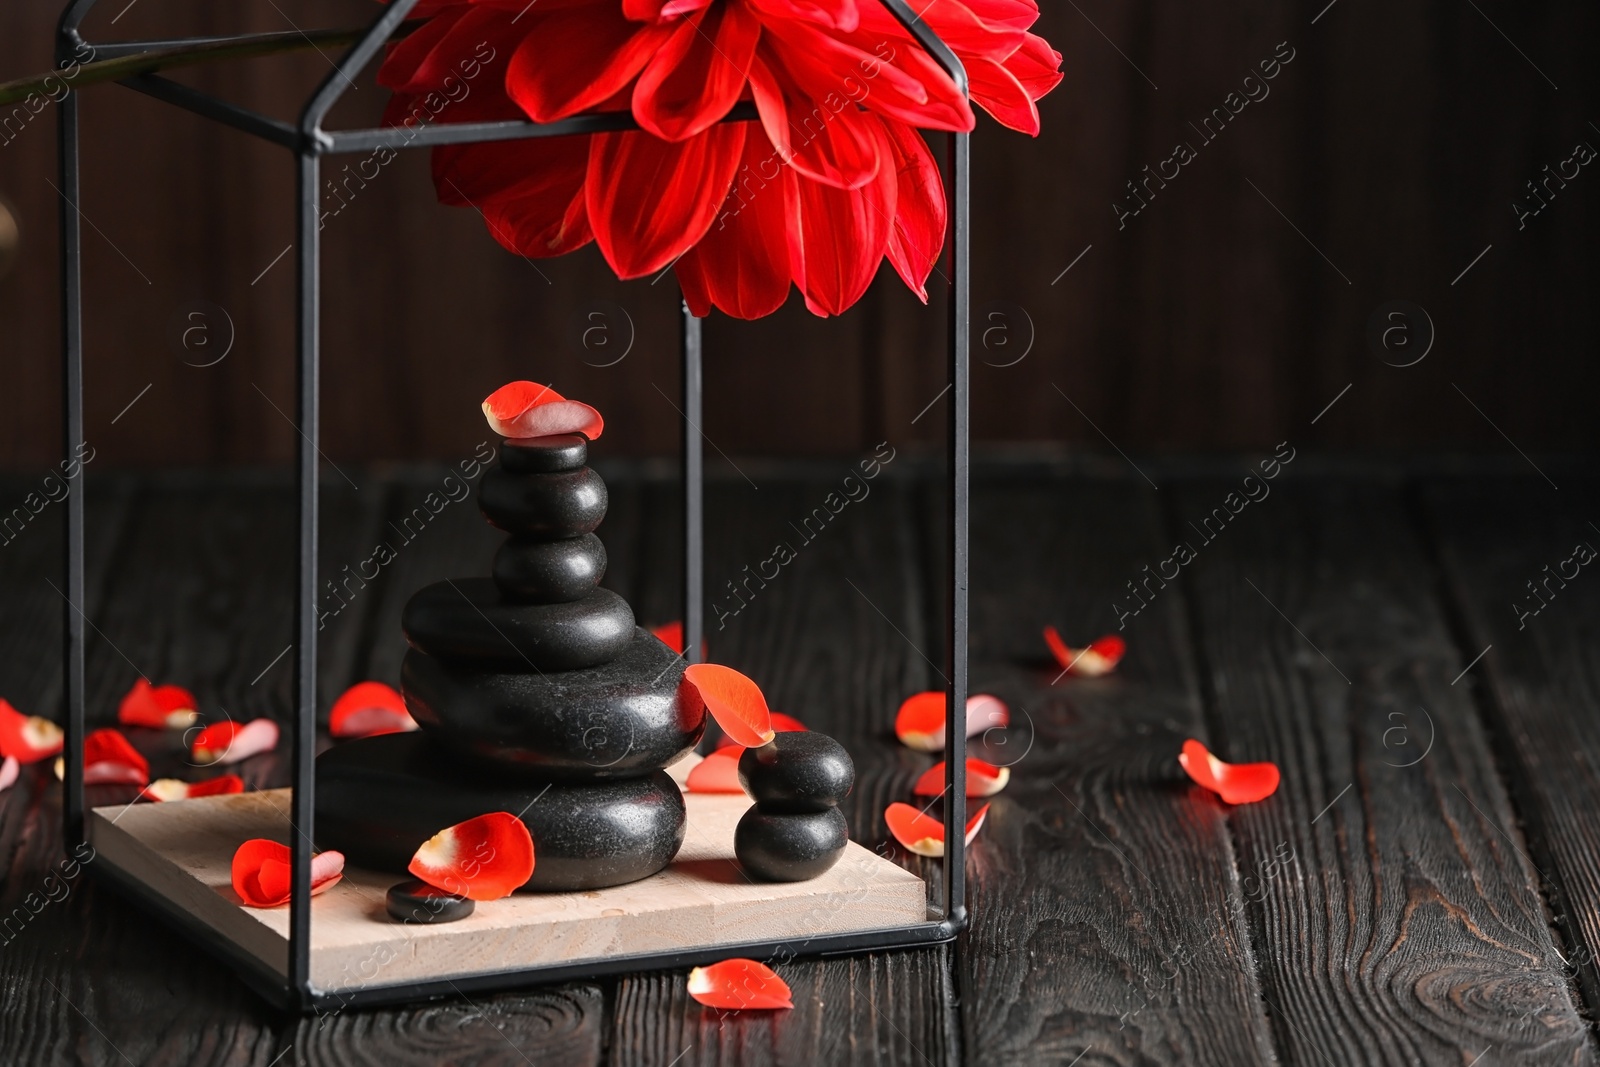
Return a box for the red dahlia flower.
[378,0,1061,318]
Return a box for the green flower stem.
[0,25,413,108]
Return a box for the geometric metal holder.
[58,0,971,1011]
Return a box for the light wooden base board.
[87,757,926,995]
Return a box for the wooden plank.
[0,475,384,1066]
[940,473,1279,1066]
[1176,477,1592,1065]
[1424,475,1600,1019]
[609,468,958,1066]
[86,773,924,991]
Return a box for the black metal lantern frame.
[57,0,971,1012]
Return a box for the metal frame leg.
[682,305,704,667]
[289,150,320,1006]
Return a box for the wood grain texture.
[951,474,1278,1066]
[1173,477,1592,1065]
[608,466,958,1066]
[1423,475,1600,1025]
[0,477,388,1067]
[4,2,1598,466]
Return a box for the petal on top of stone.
[683,663,775,747]
[483,381,604,441]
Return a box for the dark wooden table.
[1,457,1596,1066]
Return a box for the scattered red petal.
[685,748,746,794]
[714,712,805,749]
[82,728,149,786]
[912,758,1011,798]
[1043,626,1126,677]
[192,719,279,766]
[0,699,63,764]
[683,663,775,747]
[482,380,604,440]
[1178,739,1280,805]
[141,774,245,803]
[0,756,17,793]
[885,801,991,857]
[893,692,1009,752]
[329,681,416,739]
[409,812,535,901]
[117,678,200,729]
[232,838,344,908]
[686,958,793,1011]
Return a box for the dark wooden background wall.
[1,0,1594,467]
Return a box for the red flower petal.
[141,773,245,803]
[792,121,898,316]
[714,711,805,749]
[408,812,536,901]
[329,681,417,739]
[881,121,946,303]
[1043,626,1126,677]
[482,381,605,441]
[894,691,1009,752]
[675,127,801,320]
[1005,32,1067,105]
[117,678,200,730]
[0,699,63,764]
[886,799,989,856]
[81,728,149,786]
[634,1,761,142]
[685,748,747,794]
[683,664,775,747]
[686,958,794,1010]
[912,758,1011,798]
[0,755,18,793]
[746,0,859,32]
[191,719,279,766]
[748,49,882,190]
[232,839,344,908]
[1178,739,1280,805]
[505,5,672,123]
[435,136,593,258]
[587,123,748,279]
[967,54,1040,135]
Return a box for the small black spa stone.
[386,879,475,924]
[499,433,587,474]
[734,807,849,882]
[316,732,687,891]
[737,732,855,813]
[479,466,607,537]
[403,577,633,670]
[493,534,607,603]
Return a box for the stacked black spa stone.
[315,434,704,893]
[735,732,854,881]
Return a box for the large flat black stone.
[479,466,607,537]
[402,627,704,780]
[315,732,686,892]
[403,577,633,670]
[493,534,607,603]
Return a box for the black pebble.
[479,466,607,537]
[493,534,607,603]
[386,879,475,924]
[403,578,634,670]
[738,732,855,813]
[500,434,587,474]
[735,807,849,882]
